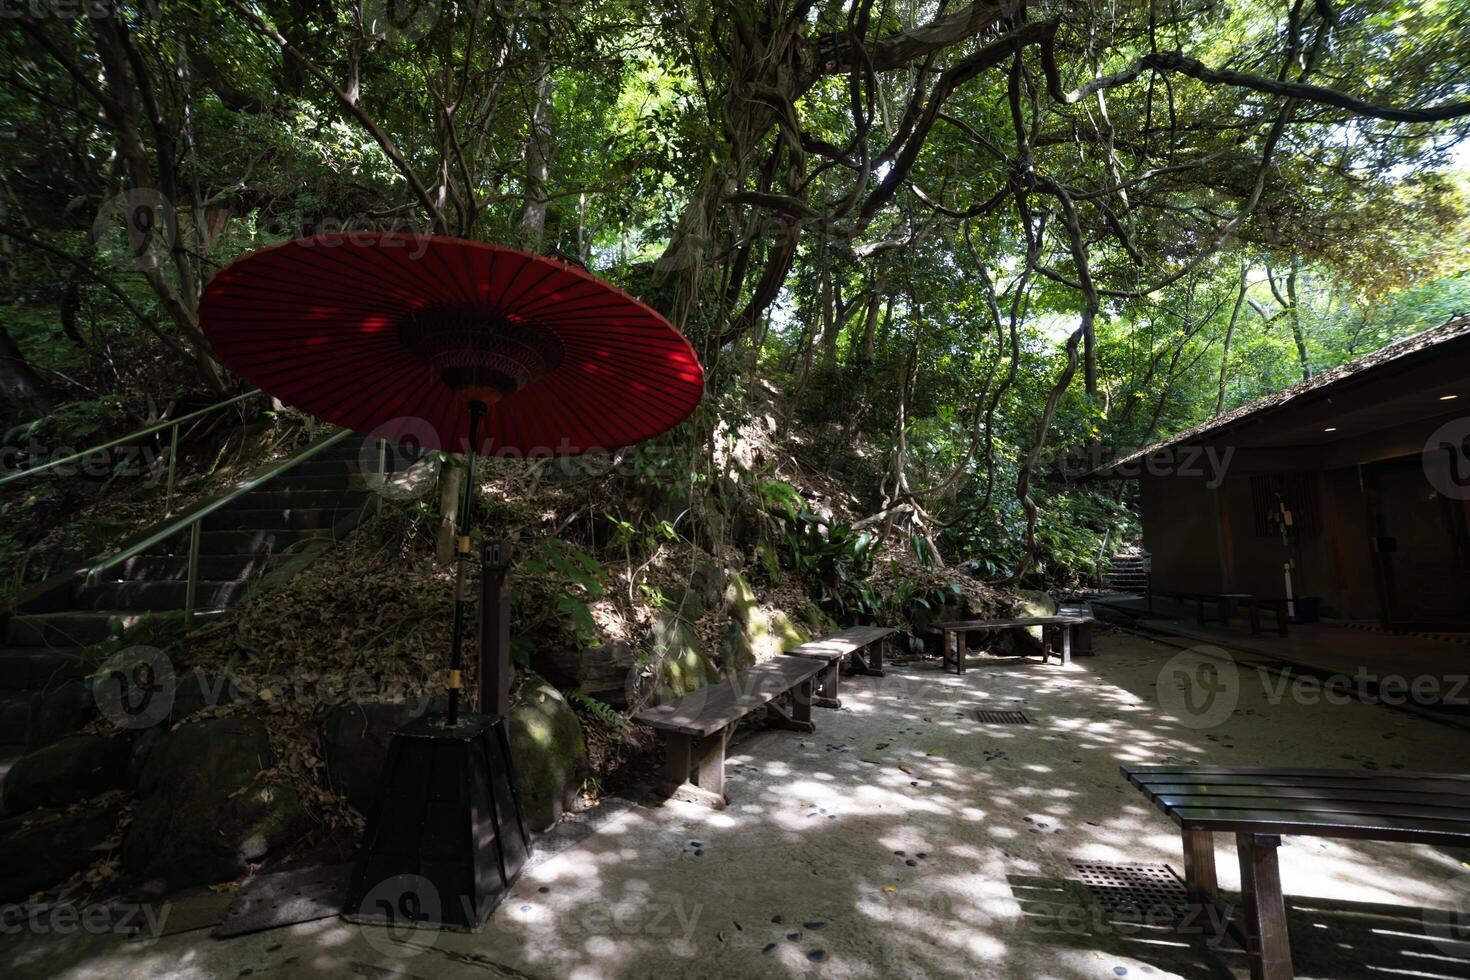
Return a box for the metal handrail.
[0,388,265,513]
[83,428,356,628]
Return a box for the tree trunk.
[435,457,464,563]
[1215,262,1249,415]
[1285,259,1310,381]
[517,39,555,250]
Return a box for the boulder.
[1013,588,1059,648]
[1,734,130,815]
[649,613,718,702]
[25,681,95,750]
[532,644,635,708]
[0,802,120,903]
[666,586,708,624]
[719,618,755,673]
[688,560,727,609]
[123,716,308,887]
[167,669,239,724]
[725,570,810,662]
[1014,589,1059,618]
[321,699,431,815]
[507,674,587,832]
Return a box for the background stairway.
[0,435,408,762]
[1102,548,1150,593]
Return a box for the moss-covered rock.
[754,539,782,583]
[651,613,719,700]
[1014,589,1058,617]
[725,570,810,662]
[123,716,308,887]
[507,674,587,832]
[1014,589,1058,645]
[719,618,755,673]
[2,733,130,815]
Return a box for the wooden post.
[1061,624,1072,666]
[813,661,841,709]
[1236,833,1293,980]
[479,539,514,719]
[1182,828,1219,902]
[660,733,693,798]
[695,727,727,802]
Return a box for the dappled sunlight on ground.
[4,627,1469,978]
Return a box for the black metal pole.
[446,400,486,727]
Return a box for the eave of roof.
[1091,312,1470,477]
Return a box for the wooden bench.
[929,615,1092,672]
[784,625,897,707]
[1154,590,1290,636]
[1122,764,1470,980]
[634,656,826,810]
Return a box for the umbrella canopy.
[200,233,703,455]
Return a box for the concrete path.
[4,628,1469,979]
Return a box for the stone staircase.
[0,435,401,761]
[1102,549,1150,593]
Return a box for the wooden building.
[1096,314,1470,631]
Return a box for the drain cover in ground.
[524,796,639,872]
[1069,860,1189,916]
[977,710,1031,724]
[214,863,352,938]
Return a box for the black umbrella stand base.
[342,712,531,931]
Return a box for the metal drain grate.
[1070,860,1189,916]
[977,709,1032,724]
[523,796,638,872]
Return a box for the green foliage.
[522,540,605,645]
[568,691,628,730]
[761,479,880,617]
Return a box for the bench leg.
[813,661,841,709]
[1182,828,1219,903]
[659,731,728,810]
[766,680,817,734]
[848,643,886,677]
[1061,624,1072,666]
[1236,833,1293,980]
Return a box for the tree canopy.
[3,0,1468,581]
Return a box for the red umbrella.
[200,233,703,456]
[200,233,704,724]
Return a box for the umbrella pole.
[446,400,486,727]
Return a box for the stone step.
[4,610,223,648]
[231,489,370,510]
[201,506,365,532]
[142,527,336,557]
[285,458,362,478]
[0,693,32,745]
[257,472,358,492]
[0,649,89,689]
[70,579,253,612]
[4,612,153,648]
[109,554,283,582]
